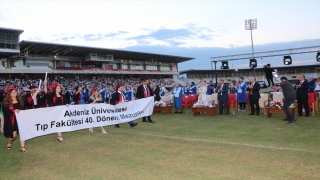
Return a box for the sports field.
[1,110,320,180]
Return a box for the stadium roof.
[0,27,24,35]
[179,64,320,74]
[19,40,194,63]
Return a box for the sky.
[0,0,320,71]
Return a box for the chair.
[182,95,194,113]
[259,93,269,114]
[271,92,284,101]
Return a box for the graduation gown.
[2,103,23,138]
[172,86,183,108]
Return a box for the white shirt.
[144,85,149,96]
[32,93,37,105]
[118,91,126,102]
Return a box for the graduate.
[2,87,28,152]
[110,85,138,128]
[99,85,106,102]
[88,88,107,133]
[172,82,183,114]
[125,86,133,101]
[189,82,197,95]
[44,81,69,142]
[184,83,190,95]
[73,86,86,104]
[136,77,155,124]
[24,86,41,109]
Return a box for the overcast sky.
[1,0,320,70]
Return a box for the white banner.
[16,97,154,141]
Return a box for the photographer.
[264,64,275,87]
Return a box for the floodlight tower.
[245,19,257,59]
[245,19,257,76]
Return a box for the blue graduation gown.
[173,87,183,108]
[236,82,247,102]
[190,86,197,95]
[206,84,212,95]
[125,90,133,101]
[100,90,106,102]
[159,87,165,96]
[184,87,189,95]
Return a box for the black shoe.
[298,115,302,116]
[305,115,309,117]
[148,121,155,124]
[142,120,147,122]
[178,112,183,114]
[288,118,297,124]
[130,123,138,128]
[226,113,230,115]
[248,114,254,115]
[256,114,260,116]
[174,112,178,114]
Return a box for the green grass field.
[1,109,320,180]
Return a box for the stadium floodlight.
[220,61,229,69]
[317,52,320,62]
[245,19,257,59]
[249,58,257,69]
[283,56,292,65]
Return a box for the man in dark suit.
[247,77,261,115]
[295,75,310,117]
[136,77,155,124]
[151,83,161,101]
[215,79,229,115]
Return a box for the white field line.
[111,130,320,153]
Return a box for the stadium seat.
[182,95,193,113]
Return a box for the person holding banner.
[136,78,155,124]
[88,89,107,133]
[172,82,183,114]
[111,85,138,128]
[44,81,69,142]
[2,87,27,152]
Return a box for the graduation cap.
[29,86,36,90]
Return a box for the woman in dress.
[88,89,107,134]
[197,80,208,102]
[44,81,69,142]
[2,87,34,152]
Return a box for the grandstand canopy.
[19,40,194,63]
[0,27,24,35]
